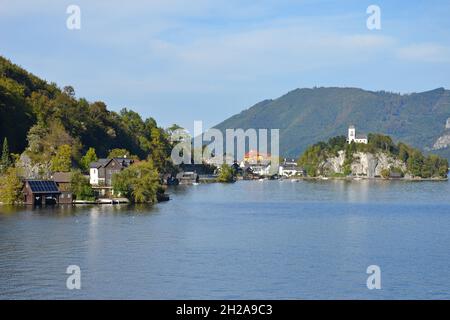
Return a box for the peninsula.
[297,126,449,180]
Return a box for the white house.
[347,125,368,144]
[250,164,272,176]
[89,157,134,186]
[278,159,305,177]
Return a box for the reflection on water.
[0,180,450,299]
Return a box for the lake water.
[1,179,450,299]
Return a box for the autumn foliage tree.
[51,144,72,172]
[0,167,23,204]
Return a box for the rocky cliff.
[321,151,406,178]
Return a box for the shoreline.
[1,176,448,206]
[277,176,448,182]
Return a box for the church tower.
[348,125,356,143]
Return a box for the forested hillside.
[0,56,172,171]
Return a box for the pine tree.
[1,137,11,172]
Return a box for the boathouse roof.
[26,180,60,193]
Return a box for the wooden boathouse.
[23,180,61,205]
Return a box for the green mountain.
[213,87,450,159]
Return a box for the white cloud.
[129,20,396,92]
[396,43,450,63]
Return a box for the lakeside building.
[241,150,271,166]
[89,157,134,197]
[347,125,368,144]
[22,180,61,205]
[247,164,272,176]
[51,172,73,204]
[279,159,306,177]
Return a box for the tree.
[63,86,75,97]
[327,135,347,154]
[108,148,137,159]
[380,168,390,179]
[51,144,72,172]
[0,167,23,204]
[368,134,395,153]
[1,137,11,173]
[422,154,449,178]
[112,160,161,203]
[407,150,424,177]
[26,120,81,166]
[149,127,171,172]
[438,158,449,178]
[70,170,95,201]
[397,143,411,162]
[80,147,98,171]
[217,164,235,183]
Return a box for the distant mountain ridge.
[213,87,450,159]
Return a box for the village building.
[52,172,73,204]
[89,157,134,197]
[89,157,134,186]
[347,125,368,144]
[279,159,306,177]
[237,150,277,177]
[248,164,272,176]
[22,180,61,205]
[241,150,271,166]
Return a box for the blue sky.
[1,0,450,132]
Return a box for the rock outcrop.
[432,117,450,150]
[16,153,52,179]
[321,151,406,177]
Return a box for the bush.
[217,164,235,183]
[380,168,390,179]
[70,170,95,201]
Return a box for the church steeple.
[348,125,356,143]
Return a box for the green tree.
[438,157,449,178]
[1,137,11,172]
[107,148,137,159]
[407,150,424,177]
[80,147,98,171]
[0,167,23,204]
[112,160,161,203]
[217,164,235,183]
[51,144,72,172]
[397,143,411,162]
[380,168,390,179]
[422,154,449,178]
[70,170,95,201]
[149,127,171,172]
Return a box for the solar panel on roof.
[28,180,59,192]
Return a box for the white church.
[347,125,368,144]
